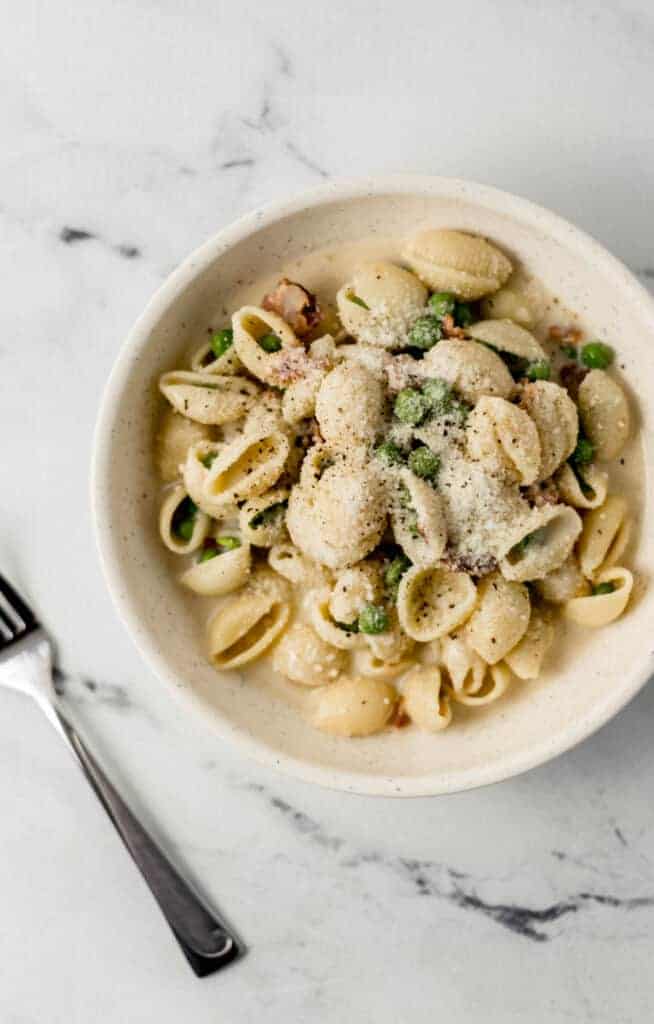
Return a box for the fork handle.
[53,708,243,977]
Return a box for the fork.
[0,571,244,977]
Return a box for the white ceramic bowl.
[92,176,654,796]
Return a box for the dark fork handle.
[54,708,243,976]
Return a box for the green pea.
[526,360,551,381]
[347,292,370,310]
[249,501,287,529]
[210,328,234,359]
[200,451,217,469]
[172,497,198,541]
[581,341,614,369]
[394,388,429,426]
[408,446,440,480]
[398,484,420,538]
[198,543,220,563]
[571,436,595,466]
[454,302,473,328]
[428,292,456,318]
[592,581,615,596]
[258,333,282,353]
[358,603,389,635]
[560,344,578,361]
[408,315,442,351]
[374,441,406,466]
[384,555,411,600]
[422,377,453,414]
[216,535,241,550]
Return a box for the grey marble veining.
[2,1,654,1021]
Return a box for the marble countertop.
[2,1,653,1020]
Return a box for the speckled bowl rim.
[91,175,654,797]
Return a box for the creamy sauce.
[170,238,645,716]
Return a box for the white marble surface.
[2,1,654,1020]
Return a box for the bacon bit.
[443,550,498,576]
[385,353,419,393]
[441,314,466,339]
[559,362,588,399]
[522,479,560,508]
[261,277,322,337]
[273,348,315,385]
[393,705,411,729]
[548,324,582,344]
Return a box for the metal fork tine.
[0,602,17,640]
[0,573,38,632]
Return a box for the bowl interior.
[93,179,654,795]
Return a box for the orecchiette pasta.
[577,495,631,579]
[465,572,530,664]
[153,239,641,739]
[564,567,633,627]
[577,369,630,461]
[159,370,259,425]
[468,319,546,361]
[180,539,251,597]
[156,408,213,482]
[203,428,290,508]
[315,362,384,451]
[159,484,210,554]
[239,487,289,547]
[308,676,398,737]
[402,667,452,732]
[500,504,583,582]
[466,396,541,485]
[336,261,427,349]
[397,566,477,642]
[421,338,514,404]
[503,607,554,680]
[555,461,608,510]
[402,229,513,299]
[207,570,290,669]
[519,380,578,481]
[273,623,345,687]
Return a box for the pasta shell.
[480,273,546,328]
[402,666,452,732]
[503,607,554,680]
[308,677,398,737]
[468,319,546,361]
[190,339,242,375]
[239,487,289,547]
[243,389,285,436]
[446,662,512,706]
[156,408,213,483]
[180,541,251,596]
[273,623,346,687]
[519,380,578,480]
[268,542,324,586]
[577,370,630,461]
[203,428,290,509]
[390,470,447,568]
[466,396,541,485]
[421,338,513,404]
[335,262,427,350]
[356,650,415,681]
[182,440,232,517]
[577,495,632,579]
[465,572,530,664]
[159,370,259,425]
[363,609,415,664]
[159,484,210,554]
[397,566,477,642]
[501,504,582,582]
[207,570,290,669]
[282,367,327,424]
[328,563,383,626]
[309,588,361,650]
[287,456,387,569]
[554,462,608,510]
[440,634,486,696]
[232,306,307,387]
[564,567,633,627]
[534,554,590,604]
[315,363,384,451]
[402,230,512,300]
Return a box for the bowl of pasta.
[92,176,654,795]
